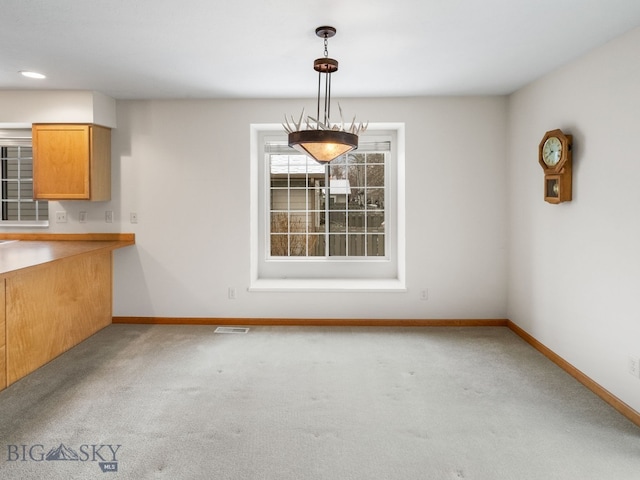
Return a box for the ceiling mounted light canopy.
[284,26,367,164]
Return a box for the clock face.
[542,136,562,167]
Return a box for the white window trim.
[249,123,406,292]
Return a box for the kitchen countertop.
[0,234,135,276]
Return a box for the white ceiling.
[1,0,640,100]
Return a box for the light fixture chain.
[285,26,366,164]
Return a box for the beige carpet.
[0,325,639,479]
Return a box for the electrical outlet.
[228,287,236,300]
[130,212,138,224]
[105,210,113,223]
[420,289,428,301]
[79,211,87,223]
[55,211,67,223]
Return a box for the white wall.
[96,96,506,319]
[0,90,116,127]
[507,26,640,412]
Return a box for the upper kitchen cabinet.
[32,124,111,201]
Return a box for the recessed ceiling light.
[19,71,46,79]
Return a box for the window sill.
[0,221,49,228]
[249,278,406,292]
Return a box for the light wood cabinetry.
[32,124,111,201]
[0,235,134,391]
[0,279,5,390]
[5,253,112,385]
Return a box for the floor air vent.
[214,327,250,334]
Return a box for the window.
[251,124,405,291]
[269,143,388,258]
[0,130,48,226]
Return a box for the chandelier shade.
[288,129,358,163]
[285,26,367,164]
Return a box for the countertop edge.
[0,234,136,277]
[0,233,135,242]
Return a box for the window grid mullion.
[267,142,388,259]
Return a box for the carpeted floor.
[0,325,639,479]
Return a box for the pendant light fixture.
[284,26,367,163]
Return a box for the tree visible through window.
[269,143,388,258]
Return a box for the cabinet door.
[33,124,91,199]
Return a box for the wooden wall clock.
[538,129,572,204]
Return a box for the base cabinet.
[4,252,112,386]
[0,279,5,390]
